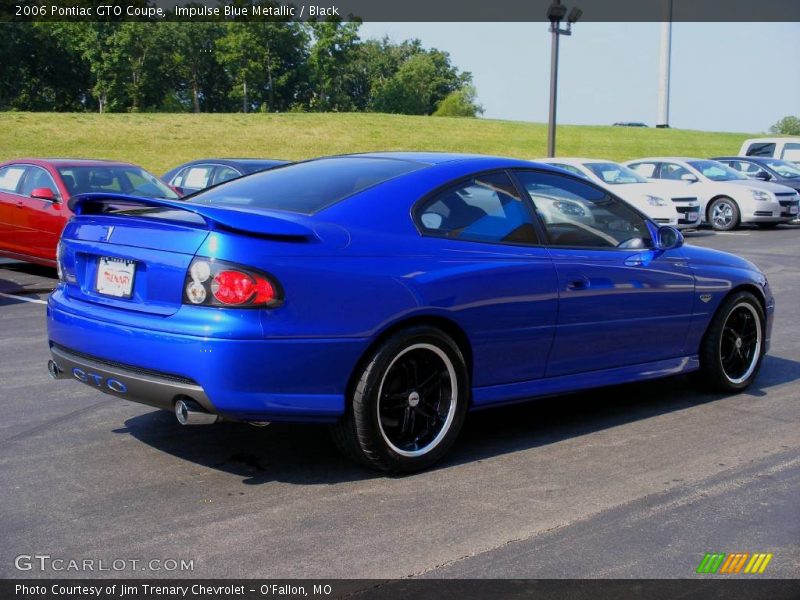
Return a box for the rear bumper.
[49,343,214,413]
[47,289,369,422]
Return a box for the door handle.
[15,201,24,208]
[566,276,590,291]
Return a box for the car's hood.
[724,179,798,194]
[682,244,763,275]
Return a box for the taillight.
[183,258,282,308]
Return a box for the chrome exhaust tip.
[47,359,63,380]
[175,398,219,426]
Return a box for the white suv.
[625,157,800,231]
[739,138,800,165]
[535,158,701,229]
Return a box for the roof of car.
[345,151,519,165]
[626,157,706,163]
[536,157,617,165]
[713,156,774,163]
[177,158,286,166]
[6,158,136,168]
[742,137,800,143]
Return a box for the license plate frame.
[95,257,136,299]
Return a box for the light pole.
[546,1,582,157]
[656,0,673,128]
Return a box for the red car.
[0,158,179,267]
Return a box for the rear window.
[189,157,426,214]
[745,142,776,157]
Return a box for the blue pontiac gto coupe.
[47,153,773,472]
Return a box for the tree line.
[0,21,483,117]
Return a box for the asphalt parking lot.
[1,225,798,581]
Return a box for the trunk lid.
[59,193,316,316]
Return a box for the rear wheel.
[330,326,469,473]
[708,197,740,231]
[694,291,765,392]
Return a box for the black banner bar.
[3,579,800,600]
[3,0,800,23]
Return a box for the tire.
[330,326,469,473]
[756,222,779,229]
[708,197,740,231]
[694,291,765,392]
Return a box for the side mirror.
[656,225,684,250]
[31,187,57,201]
[753,171,771,181]
[680,173,698,183]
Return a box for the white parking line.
[0,292,47,305]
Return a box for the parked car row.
[1,144,799,269]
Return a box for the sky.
[358,22,800,133]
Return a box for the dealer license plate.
[95,257,136,298]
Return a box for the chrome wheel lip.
[719,302,762,385]
[376,343,458,458]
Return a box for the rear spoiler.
[68,193,317,240]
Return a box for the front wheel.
[709,197,740,231]
[694,291,765,392]
[330,326,469,473]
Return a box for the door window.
[0,166,28,193]
[626,162,658,178]
[659,162,694,181]
[213,166,241,186]
[20,167,59,199]
[781,143,800,162]
[415,171,539,245]
[514,170,652,249]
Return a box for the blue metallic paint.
[47,153,774,422]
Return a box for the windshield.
[584,162,648,184]
[765,159,800,179]
[190,157,425,214]
[687,160,748,182]
[58,165,178,199]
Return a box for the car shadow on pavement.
[119,354,800,485]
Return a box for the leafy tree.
[372,48,470,115]
[166,22,228,112]
[433,85,484,117]
[770,116,800,136]
[307,20,361,111]
[217,21,310,112]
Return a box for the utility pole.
[546,1,582,157]
[656,0,673,128]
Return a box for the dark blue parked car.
[47,153,774,472]
[162,158,288,196]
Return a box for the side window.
[628,162,657,178]
[416,171,539,245]
[0,166,28,193]
[515,170,653,249]
[20,167,59,198]
[182,166,214,190]
[213,166,241,186]
[746,142,775,157]
[781,143,800,162]
[660,162,693,181]
[170,167,190,188]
